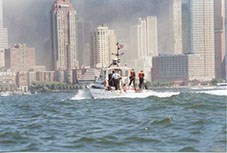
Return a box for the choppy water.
[0,88,226,152]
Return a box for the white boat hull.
[88,87,180,99]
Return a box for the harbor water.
[0,88,226,152]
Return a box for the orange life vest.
[138,72,144,78]
[130,71,135,77]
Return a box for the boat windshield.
[106,68,129,78]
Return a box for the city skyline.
[1,0,226,82]
[2,0,160,69]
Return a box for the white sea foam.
[0,92,11,97]
[116,90,180,99]
[196,89,227,96]
[71,90,92,100]
[70,89,181,100]
[89,89,180,100]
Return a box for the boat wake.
[71,89,93,100]
[70,87,227,100]
[108,90,180,99]
[195,89,227,96]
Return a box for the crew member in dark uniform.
[108,71,114,87]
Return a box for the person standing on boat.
[129,68,136,89]
[108,71,114,87]
[112,70,121,90]
[138,70,145,89]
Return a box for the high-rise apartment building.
[168,0,182,54]
[0,0,8,68]
[51,0,78,71]
[214,0,226,80]
[182,0,215,81]
[91,25,116,68]
[5,44,36,72]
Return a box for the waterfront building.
[65,69,77,84]
[77,20,93,67]
[36,71,45,82]
[91,25,117,68]
[51,0,78,71]
[214,0,226,80]
[16,72,28,92]
[182,0,215,81]
[152,55,188,83]
[0,0,8,68]
[5,44,36,72]
[55,70,66,83]
[0,71,16,91]
[44,71,55,82]
[28,71,55,85]
[28,71,37,85]
[152,54,204,83]
[30,66,46,72]
[77,68,101,84]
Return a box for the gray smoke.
[3,0,166,70]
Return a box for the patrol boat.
[87,43,147,99]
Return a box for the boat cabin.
[97,66,132,88]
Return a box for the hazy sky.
[2,0,163,69]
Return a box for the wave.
[178,146,199,152]
[70,87,226,101]
[195,89,227,96]
[71,89,180,100]
[151,116,173,125]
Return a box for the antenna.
[108,42,124,68]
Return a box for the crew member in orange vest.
[138,70,145,89]
[128,68,136,88]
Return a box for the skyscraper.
[0,0,8,68]
[214,0,225,79]
[168,0,182,54]
[156,0,182,55]
[182,0,215,81]
[77,19,93,67]
[182,0,191,53]
[147,16,158,57]
[128,16,158,81]
[51,0,78,71]
[225,0,227,79]
[91,25,116,68]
